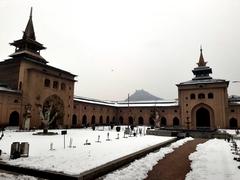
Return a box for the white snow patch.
[104,137,193,180]
[0,128,174,175]
[0,173,38,180]
[186,139,240,180]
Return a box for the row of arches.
[5,111,239,129]
[72,114,180,127]
[190,93,214,100]
[44,78,67,90]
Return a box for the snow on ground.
[0,127,174,175]
[104,137,193,180]
[186,139,240,180]
[0,172,38,180]
[219,129,240,138]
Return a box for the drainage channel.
[0,138,177,180]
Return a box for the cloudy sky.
[0,0,240,100]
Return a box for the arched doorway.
[112,116,116,124]
[43,94,64,128]
[9,111,19,126]
[99,116,103,124]
[82,115,87,127]
[160,117,167,127]
[173,117,180,127]
[91,115,96,125]
[149,117,155,127]
[138,117,144,125]
[119,116,123,125]
[196,107,210,129]
[72,114,77,127]
[106,116,110,124]
[229,118,238,129]
[128,116,133,125]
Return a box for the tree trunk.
[43,128,48,134]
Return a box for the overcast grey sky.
[0,0,240,100]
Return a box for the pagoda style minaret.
[9,8,48,64]
[192,47,212,80]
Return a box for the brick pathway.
[145,139,207,180]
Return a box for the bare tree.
[39,104,58,134]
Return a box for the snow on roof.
[74,96,117,107]
[228,95,240,106]
[178,78,227,85]
[0,86,21,94]
[74,96,178,107]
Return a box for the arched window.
[91,115,96,125]
[53,81,59,89]
[198,93,205,99]
[61,83,66,90]
[128,116,133,125]
[138,116,144,125]
[173,117,180,127]
[72,114,77,127]
[208,93,214,99]
[160,117,167,127]
[229,118,238,129]
[44,79,50,87]
[190,94,195,99]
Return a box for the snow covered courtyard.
[0,127,174,175]
[186,138,240,180]
[1,128,240,180]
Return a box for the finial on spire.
[30,7,33,18]
[197,45,207,67]
[23,7,36,40]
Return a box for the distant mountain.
[125,89,163,101]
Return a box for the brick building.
[0,10,239,130]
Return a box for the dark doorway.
[196,107,210,129]
[160,117,167,127]
[72,114,77,127]
[82,115,87,127]
[149,117,155,127]
[128,116,133,125]
[112,116,116,124]
[229,118,238,129]
[99,116,103,124]
[119,116,123,125]
[9,111,19,126]
[91,115,96,125]
[173,117,180,127]
[138,117,144,125]
[106,116,110,124]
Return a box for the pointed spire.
[197,45,207,67]
[30,6,33,18]
[23,7,36,40]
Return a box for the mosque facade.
[0,10,239,130]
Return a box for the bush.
[116,126,121,132]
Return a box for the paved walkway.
[145,139,207,180]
